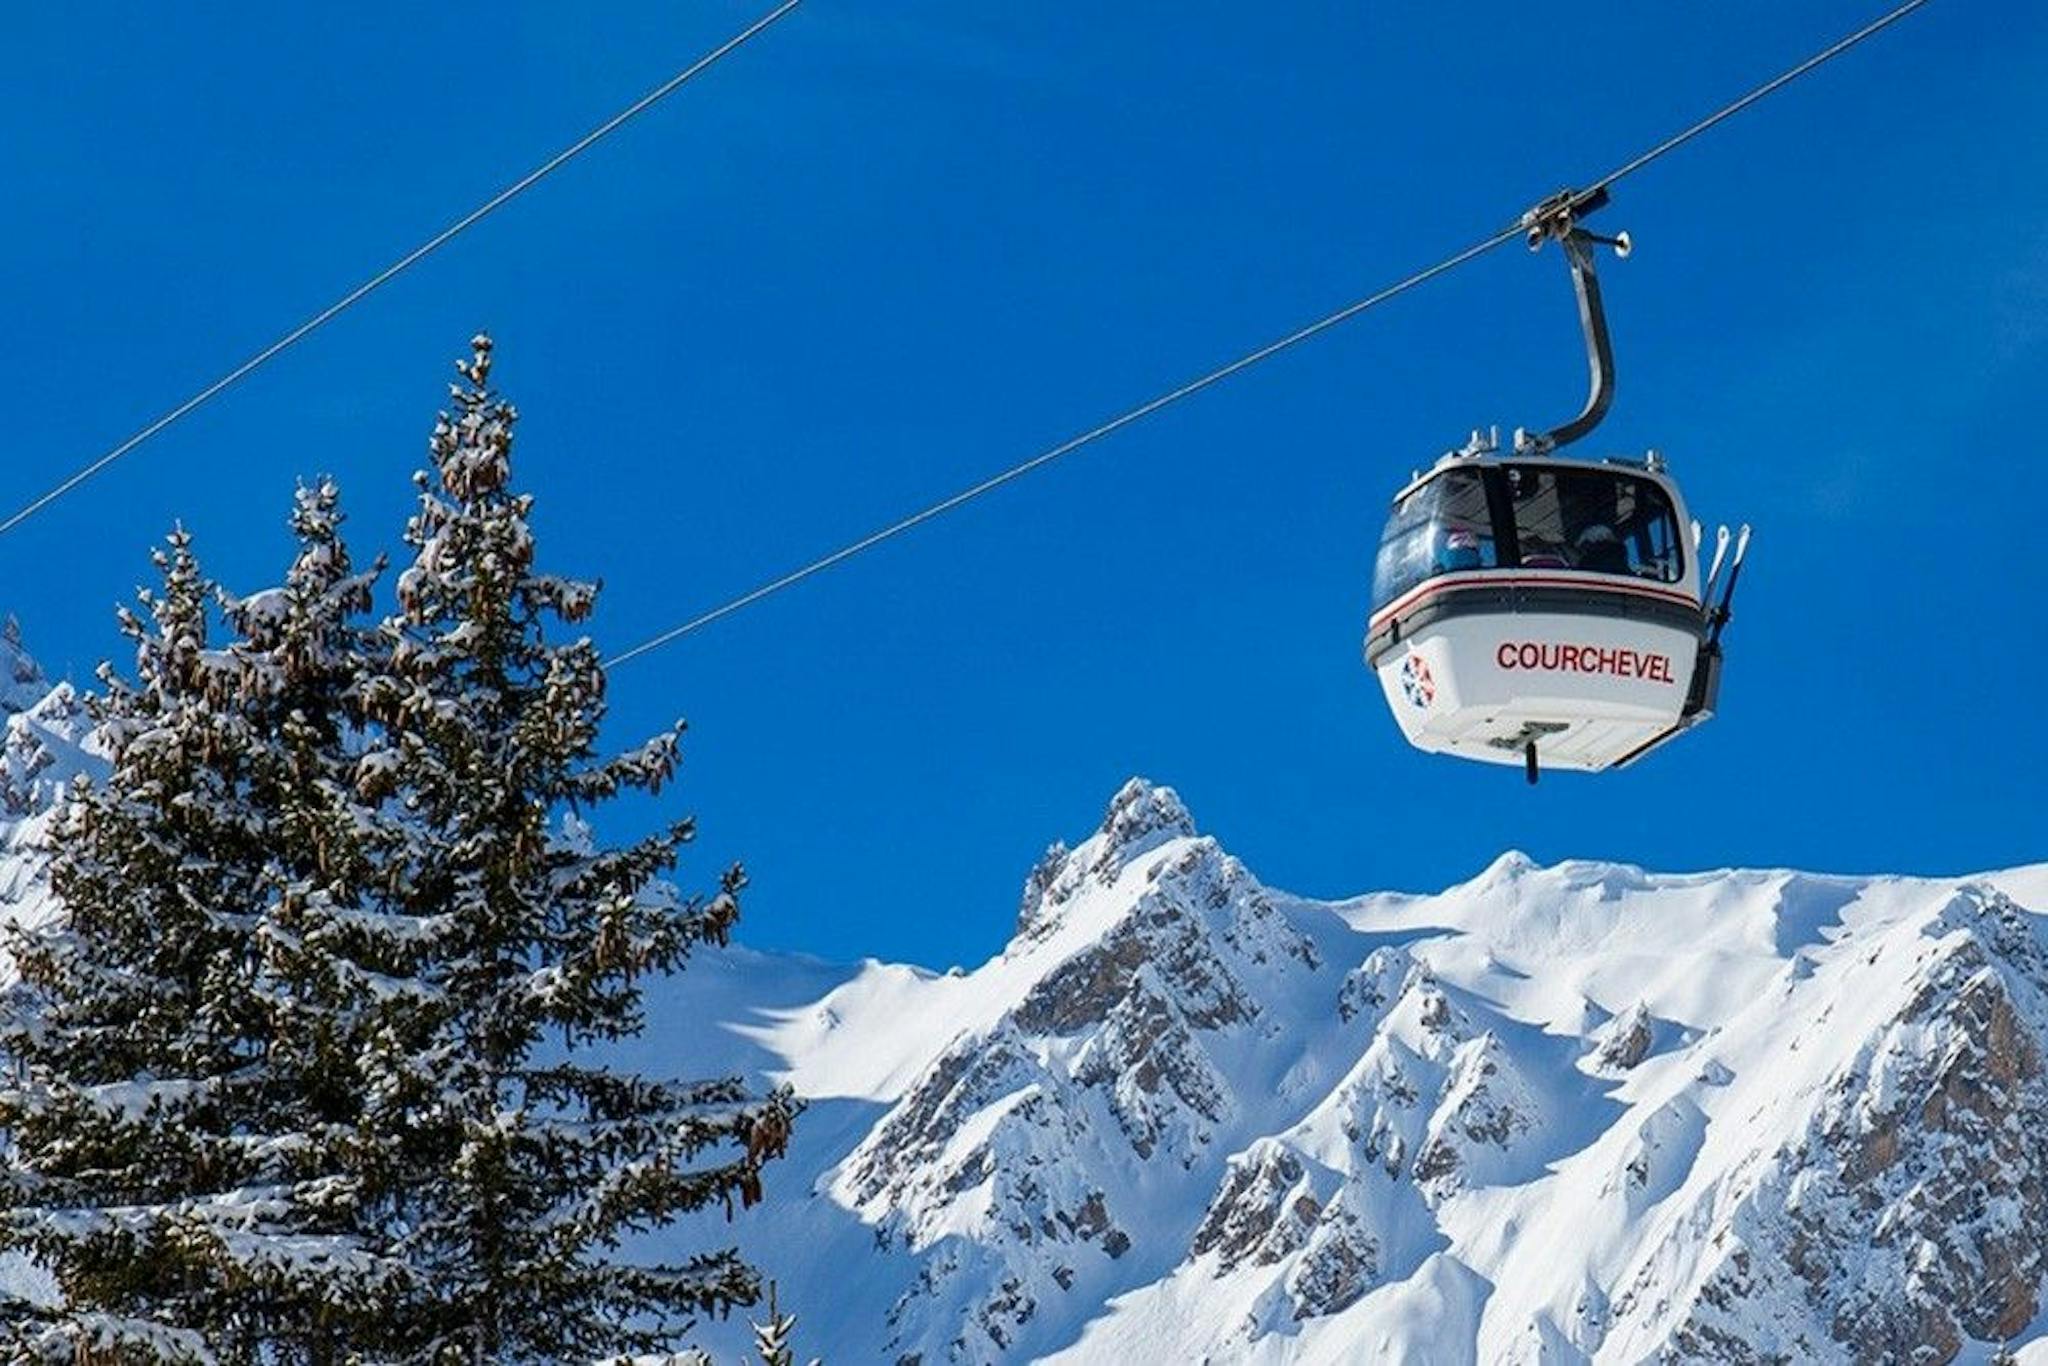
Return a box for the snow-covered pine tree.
[0,498,411,1363]
[349,336,795,1362]
[216,480,421,1361]
[0,525,340,1360]
[0,528,269,1361]
[749,1283,818,1366]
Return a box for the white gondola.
[1364,189,1746,782]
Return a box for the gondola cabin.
[1364,448,1721,776]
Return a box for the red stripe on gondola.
[1369,572,1699,629]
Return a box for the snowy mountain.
[0,626,2039,1364]
[646,779,2048,1365]
[0,625,98,939]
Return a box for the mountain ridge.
[649,779,2048,1365]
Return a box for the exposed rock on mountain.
[655,782,2048,1365]
[821,781,1326,1362]
[0,631,98,937]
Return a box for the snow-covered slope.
[650,780,2048,1365]
[0,624,99,941]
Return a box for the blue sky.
[2,2,2041,969]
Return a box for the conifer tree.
[750,1284,817,1366]
[346,336,795,1363]
[0,521,351,1360]
[0,340,793,1362]
[0,496,409,1363]
[216,481,419,1361]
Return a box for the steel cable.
[0,0,805,538]
[604,0,1933,667]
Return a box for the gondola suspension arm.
[1515,187,1632,455]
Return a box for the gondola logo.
[1400,654,1435,709]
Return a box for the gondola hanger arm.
[1514,187,1633,456]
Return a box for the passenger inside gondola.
[1506,464,1680,581]
[1575,524,1629,573]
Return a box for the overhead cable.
[605,0,1932,668]
[0,0,805,539]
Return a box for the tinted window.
[1502,465,1681,583]
[1372,469,1497,610]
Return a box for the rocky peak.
[1338,945,1425,1025]
[1010,838,1316,1038]
[822,782,1325,1362]
[0,626,96,820]
[1013,779,1199,943]
[1191,1141,1320,1267]
[1411,1031,1543,1199]
[0,620,49,717]
[1588,1001,1657,1072]
[1097,777,1195,857]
